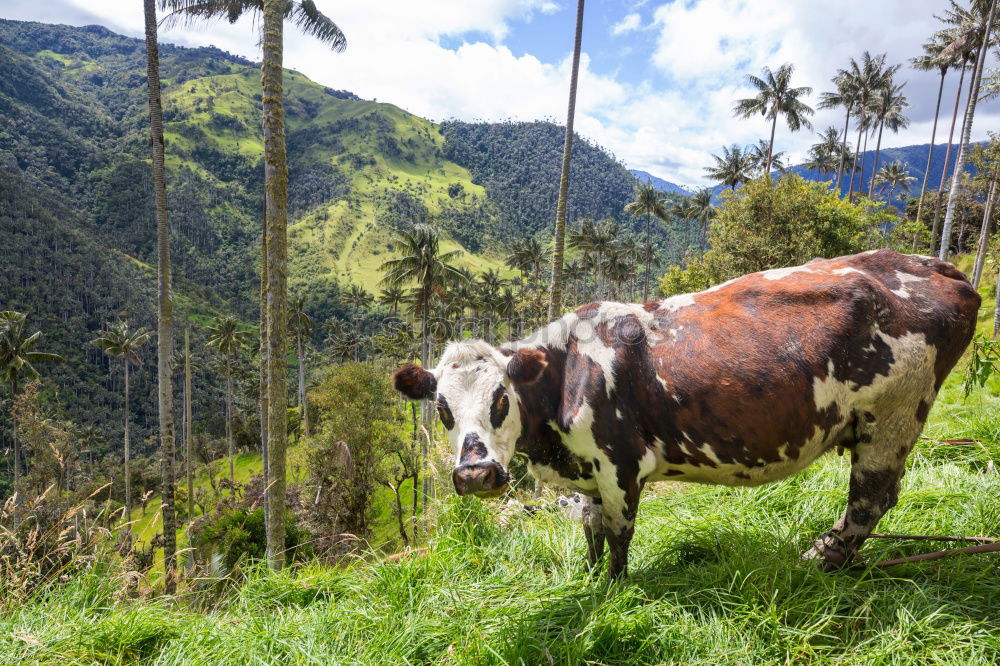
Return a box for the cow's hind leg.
[582,496,605,567]
[804,410,924,570]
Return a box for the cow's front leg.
[582,496,605,567]
[601,480,641,580]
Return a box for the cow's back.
[583,250,980,485]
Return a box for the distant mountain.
[629,169,690,195]
[706,142,983,207]
[789,141,982,201]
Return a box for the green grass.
[4,267,998,664]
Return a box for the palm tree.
[624,183,669,302]
[524,238,548,290]
[704,144,754,190]
[162,0,347,572]
[805,127,847,178]
[143,0,178,590]
[340,285,373,362]
[679,189,716,256]
[568,219,598,298]
[866,82,910,198]
[844,52,895,199]
[380,225,464,372]
[591,219,619,300]
[819,69,862,189]
[504,238,530,292]
[561,259,584,307]
[910,33,953,237]
[205,315,249,483]
[873,161,916,204]
[733,63,814,175]
[939,0,998,261]
[92,321,150,528]
[748,139,786,176]
[548,0,586,320]
[288,295,313,437]
[0,312,62,523]
[378,286,405,317]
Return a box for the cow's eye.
[436,403,455,430]
[489,388,510,429]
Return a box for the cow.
[392,250,980,578]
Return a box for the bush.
[660,175,892,294]
[305,363,407,551]
[190,506,312,573]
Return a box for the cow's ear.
[506,348,547,384]
[392,364,437,400]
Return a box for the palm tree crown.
[733,63,814,174]
[873,161,916,202]
[91,321,152,367]
[1,312,64,391]
[704,144,755,190]
[160,0,347,50]
[205,315,250,362]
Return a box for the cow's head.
[392,341,547,498]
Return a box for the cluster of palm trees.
[701,0,998,264]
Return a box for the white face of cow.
[392,341,547,498]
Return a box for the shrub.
[190,506,312,573]
[305,362,407,551]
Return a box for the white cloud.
[5,0,998,187]
[611,13,641,36]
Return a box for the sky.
[4,0,999,187]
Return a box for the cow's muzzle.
[452,461,509,497]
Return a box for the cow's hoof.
[802,532,854,571]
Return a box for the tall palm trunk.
[867,120,886,198]
[835,104,853,191]
[297,331,309,437]
[940,0,996,261]
[848,121,864,199]
[124,360,131,526]
[971,180,997,289]
[419,284,430,515]
[262,0,289,572]
[853,124,871,201]
[11,377,20,526]
[143,0,176,593]
[765,111,778,176]
[913,67,947,248]
[642,213,652,302]
[260,194,269,538]
[930,62,968,254]
[184,327,193,522]
[225,356,234,482]
[548,0,585,320]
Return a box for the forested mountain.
[441,120,674,238]
[0,19,688,476]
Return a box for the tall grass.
[2,433,998,664]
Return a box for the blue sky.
[4,0,998,186]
